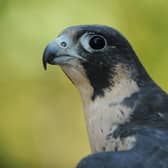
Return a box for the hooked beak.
[42,41,79,70]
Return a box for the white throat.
[81,79,139,152]
[61,62,139,153]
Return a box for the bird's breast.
[85,102,136,153]
[82,89,138,153]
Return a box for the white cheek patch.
[61,61,93,99]
[61,61,139,153]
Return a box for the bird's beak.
[42,41,77,70]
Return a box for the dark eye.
[89,36,106,50]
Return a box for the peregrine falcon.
[43,25,168,167]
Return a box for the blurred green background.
[0,0,168,167]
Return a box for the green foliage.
[0,0,168,167]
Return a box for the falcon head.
[43,25,150,100]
